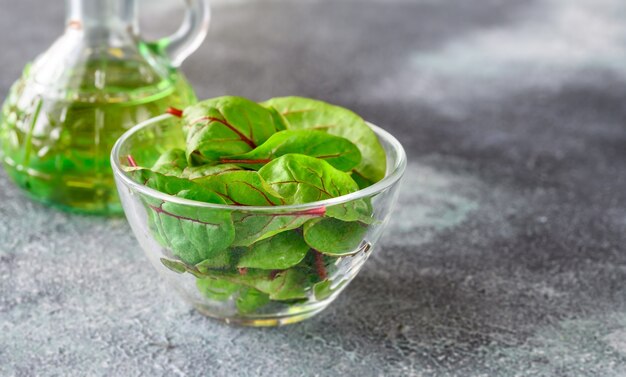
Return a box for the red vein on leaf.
[213,191,246,206]
[272,179,333,197]
[303,166,326,193]
[201,138,247,143]
[190,116,256,149]
[351,169,368,180]
[188,168,241,181]
[219,158,271,164]
[149,204,221,226]
[238,181,278,206]
[310,125,336,130]
[315,153,342,159]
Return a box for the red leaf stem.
[314,250,327,280]
[127,155,138,167]
[166,107,184,118]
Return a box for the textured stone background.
[1,0,626,376]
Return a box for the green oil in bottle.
[0,60,196,215]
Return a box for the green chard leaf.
[160,258,206,278]
[182,163,242,180]
[267,106,289,131]
[325,196,374,223]
[183,96,278,163]
[252,268,312,300]
[149,209,170,245]
[194,246,240,270]
[258,154,359,204]
[160,258,188,274]
[237,231,310,270]
[231,210,316,247]
[256,153,371,222]
[193,170,285,206]
[126,167,201,197]
[221,130,361,171]
[195,265,315,301]
[196,278,240,301]
[236,288,271,313]
[152,196,235,265]
[304,218,368,256]
[261,96,386,187]
[151,148,188,176]
[313,280,347,301]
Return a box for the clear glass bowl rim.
[111,113,407,212]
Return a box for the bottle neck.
[65,0,138,36]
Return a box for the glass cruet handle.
[155,0,211,67]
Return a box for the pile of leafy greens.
[126,96,386,314]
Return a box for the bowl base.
[193,303,329,327]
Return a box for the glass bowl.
[111,113,406,326]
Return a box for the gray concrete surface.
[1,0,626,376]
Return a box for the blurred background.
[1,0,625,376]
